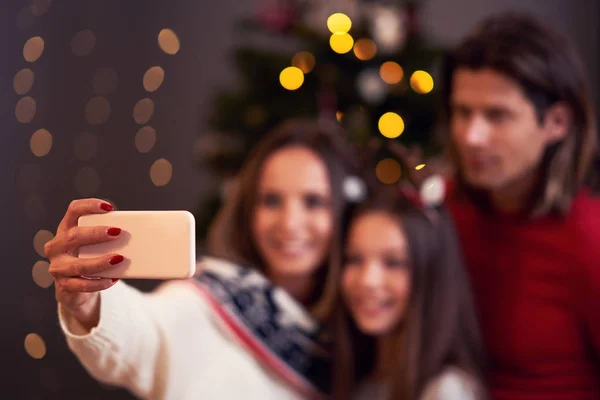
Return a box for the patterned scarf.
[191,257,332,399]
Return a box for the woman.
[333,186,487,399]
[46,119,361,399]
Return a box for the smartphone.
[77,210,196,279]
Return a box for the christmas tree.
[194,0,446,244]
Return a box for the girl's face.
[252,146,335,282]
[342,211,411,336]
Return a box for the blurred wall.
[3,0,597,398]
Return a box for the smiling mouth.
[272,241,311,257]
[352,298,395,316]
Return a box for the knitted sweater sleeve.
[57,280,202,399]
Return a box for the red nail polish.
[111,278,119,283]
[100,202,114,212]
[107,227,121,236]
[109,255,124,265]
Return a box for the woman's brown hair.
[207,118,361,320]
[441,12,597,217]
[333,187,486,399]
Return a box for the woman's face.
[252,146,334,282]
[342,211,411,336]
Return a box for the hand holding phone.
[78,210,196,279]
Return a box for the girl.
[333,186,486,399]
[47,119,361,399]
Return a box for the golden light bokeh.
[143,66,165,92]
[380,62,404,84]
[158,29,180,55]
[327,13,352,34]
[416,164,426,170]
[71,30,96,57]
[13,68,35,95]
[135,126,157,153]
[15,96,36,123]
[133,98,155,124]
[32,261,53,289]
[74,132,98,161]
[336,111,343,122]
[30,129,52,157]
[353,38,377,61]
[24,333,46,359]
[410,70,434,94]
[74,167,100,196]
[330,32,354,54]
[23,36,44,62]
[33,230,54,258]
[376,159,402,184]
[378,112,405,138]
[85,96,111,125]
[291,52,315,74]
[279,66,304,91]
[93,67,119,95]
[150,158,173,186]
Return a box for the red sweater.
[446,188,600,400]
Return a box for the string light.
[24,333,46,359]
[135,126,157,153]
[143,66,165,92]
[336,111,343,122]
[133,98,154,124]
[330,32,354,54]
[410,70,434,94]
[30,129,52,157]
[378,112,404,138]
[327,13,352,34]
[279,66,304,90]
[23,37,44,62]
[13,68,34,95]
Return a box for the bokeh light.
[158,29,180,55]
[135,126,157,153]
[24,333,46,359]
[410,70,434,94]
[15,96,36,123]
[330,32,354,54]
[33,230,54,258]
[150,158,173,186]
[376,159,402,184]
[378,112,404,138]
[291,52,315,74]
[380,61,404,84]
[133,98,154,124]
[13,68,35,95]
[71,30,96,56]
[353,38,377,61]
[85,96,111,125]
[279,66,304,91]
[32,261,53,288]
[30,129,52,157]
[416,164,426,170]
[327,13,352,34]
[143,66,165,92]
[23,37,44,62]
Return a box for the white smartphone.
[77,210,196,279]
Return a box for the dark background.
[2,0,597,398]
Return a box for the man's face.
[450,68,556,192]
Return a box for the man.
[396,12,599,399]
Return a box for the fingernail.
[111,278,119,283]
[100,202,114,212]
[109,255,124,265]
[107,227,121,236]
